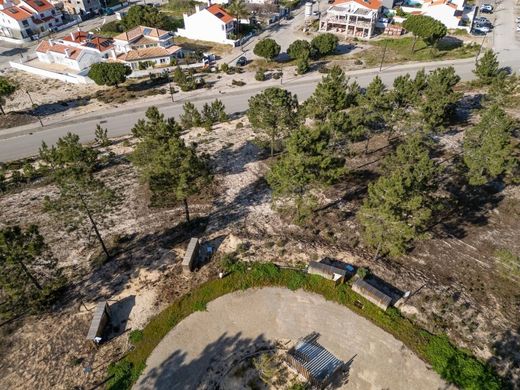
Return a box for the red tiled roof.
[23,0,53,12]
[113,26,170,42]
[207,4,234,23]
[62,31,114,52]
[36,40,83,59]
[332,0,381,10]
[1,6,32,21]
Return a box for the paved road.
[135,288,448,390]
[0,57,493,162]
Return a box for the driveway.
[135,287,448,390]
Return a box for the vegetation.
[227,0,249,32]
[94,124,111,147]
[463,105,516,185]
[287,39,312,61]
[88,63,132,87]
[247,87,300,156]
[310,33,338,58]
[474,49,502,85]
[403,14,447,52]
[0,76,16,115]
[121,5,175,30]
[131,107,211,221]
[201,99,228,131]
[0,225,64,318]
[253,38,281,61]
[180,101,202,130]
[105,263,501,390]
[39,133,118,259]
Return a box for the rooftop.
[207,4,234,23]
[113,26,170,42]
[1,5,32,21]
[23,0,53,12]
[115,45,182,62]
[332,0,381,10]
[36,40,83,59]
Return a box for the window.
[52,10,55,15]
[160,58,166,63]
[22,20,29,27]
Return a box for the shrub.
[232,79,246,86]
[310,33,338,58]
[255,69,266,81]
[221,63,230,73]
[236,122,244,129]
[129,329,144,344]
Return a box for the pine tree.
[463,105,516,185]
[39,133,117,259]
[94,124,111,147]
[180,102,202,130]
[358,136,440,257]
[247,87,300,156]
[0,76,16,115]
[131,106,211,221]
[474,49,501,85]
[0,225,64,315]
[305,65,359,119]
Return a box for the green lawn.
[106,262,501,390]
[356,36,480,67]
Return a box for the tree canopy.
[88,63,132,87]
[463,105,517,185]
[310,33,338,58]
[122,5,173,30]
[253,38,281,61]
[358,136,440,257]
[0,76,16,115]
[403,15,447,51]
[287,39,312,60]
[474,49,502,85]
[247,87,300,156]
[131,107,211,221]
[305,65,359,120]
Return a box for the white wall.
[177,9,231,44]
[9,60,92,83]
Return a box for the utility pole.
[25,90,44,127]
[168,80,175,103]
[379,39,388,72]
[476,35,486,64]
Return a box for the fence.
[9,60,92,84]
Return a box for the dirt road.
[135,287,449,390]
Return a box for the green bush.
[129,329,144,344]
[255,69,266,81]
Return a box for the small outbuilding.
[182,237,200,273]
[352,279,392,311]
[286,332,344,388]
[86,301,111,344]
[307,261,347,284]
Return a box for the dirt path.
[136,287,449,390]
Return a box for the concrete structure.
[35,30,113,71]
[307,261,347,284]
[352,278,392,310]
[176,4,238,45]
[63,0,101,17]
[401,0,473,30]
[286,332,345,388]
[9,58,93,83]
[182,237,200,272]
[111,25,182,70]
[0,0,64,41]
[319,0,382,39]
[86,301,111,344]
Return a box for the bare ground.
[0,115,519,388]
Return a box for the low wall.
[9,61,93,84]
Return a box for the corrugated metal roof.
[352,279,392,310]
[308,261,347,278]
[289,334,344,383]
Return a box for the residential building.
[400,0,471,30]
[319,0,383,39]
[62,0,101,18]
[0,0,63,41]
[176,4,237,45]
[35,30,113,70]
[110,25,183,70]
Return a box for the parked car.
[313,10,321,16]
[480,4,493,13]
[516,16,520,23]
[474,25,491,33]
[517,24,520,32]
[236,56,247,66]
[474,16,490,24]
[471,28,487,35]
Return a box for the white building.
[63,0,102,17]
[320,0,383,38]
[111,25,183,70]
[176,3,238,45]
[401,0,471,30]
[35,30,113,71]
[0,0,63,41]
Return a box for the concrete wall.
[9,60,93,84]
[177,9,236,45]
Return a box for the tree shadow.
[0,47,28,57]
[30,96,91,117]
[210,139,266,176]
[489,327,520,388]
[137,332,277,390]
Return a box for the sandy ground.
[136,287,449,390]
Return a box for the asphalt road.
[0,57,493,162]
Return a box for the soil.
[0,112,519,389]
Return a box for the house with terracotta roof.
[176,3,238,45]
[35,30,113,71]
[0,0,63,41]
[62,0,102,18]
[400,0,470,30]
[109,25,183,70]
[319,0,383,38]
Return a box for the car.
[313,10,321,16]
[516,16,520,23]
[474,16,490,24]
[471,29,487,36]
[236,56,247,66]
[517,25,520,32]
[474,25,491,32]
[480,4,493,13]
[475,22,492,29]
